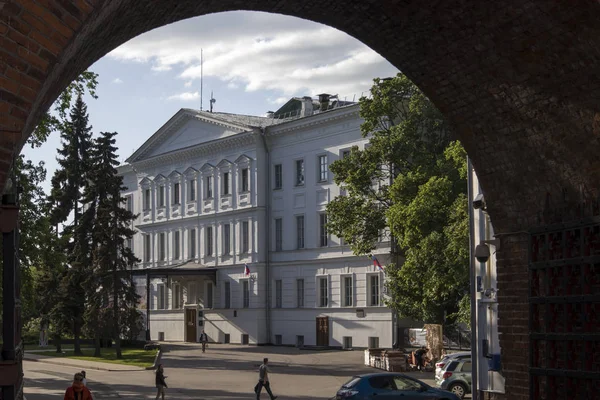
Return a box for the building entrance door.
[185,308,197,342]
[316,316,329,347]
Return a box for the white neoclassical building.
[120,95,410,348]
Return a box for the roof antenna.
[200,48,203,111]
[210,91,216,113]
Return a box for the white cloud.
[167,91,200,101]
[108,11,398,100]
[184,81,193,88]
[112,78,123,84]
[268,97,288,105]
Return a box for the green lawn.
[28,347,157,368]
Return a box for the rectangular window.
[205,226,213,256]
[343,336,353,349]
[159,185,165,207]
[296,215,305,249]
[206,282,213,308]
[319,213,328,247]
[318,277,328,307]
[295,159,304,186]
[318,155,328,182]
[173,182,180,204]
[173,284,181,309]
[274,164,282,190]
[275,218,283,251]
[275,280,282,308]
[205,176,213,199]
[126,195,133,212]
[126,237,133,251]
[159,233,166,261]
[370,275,380,306]
[344,276,353,307]
[157,284,165,310]
[223,224,231,255]
[144,189,151,210]
[242,280,250,308]
[173,231,180,260]
[144,234,151,262]
[241,168,249,192]
[342,149,351,159]
[224,281,231,309]
[242,221,249,254]
[296,279,304,308]
[189,179,196,201]
[369,337,379,349]
[223,172,230,195]
[189,229,196,259]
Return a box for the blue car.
[335,372,461,400]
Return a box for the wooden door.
[316,316,329,346]
[185,308,197,342]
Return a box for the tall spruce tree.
[85,131,139,359]
[47,94,94,355]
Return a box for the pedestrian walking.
[64,372,93,400]
[80,370,87,387]
[199,330,208,353]
[155,364,168,400]
[254,358,277,400]
[414,346,428,372]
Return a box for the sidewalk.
[24,352,145,372]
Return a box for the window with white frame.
[189,229,196,259]
[296,215,305,249]
[295,159,305,186]
[158,185,165,207]
[126,195,133,212]
[206,282,213,308]
[172,283,181,309]
[241,221,249,254]
[296,279,304,308]
[318,154,328,182]
[241,168,249,192]
[369,274,380,306]
[126,237,133,251]
[159,233,166,261]
[242,280,250,308]
[144,234,151,262]
[189,178,196,201]
[223,224,231,255]
[173,182,180,204]
[173,231,180,260]
[205,226,213,256]
[274,164,282,190]
[318,277,328,307]
[205,176,213,199]
[274,218,283,251]
[275,280,282,308]
[157,283,166,310]
[224,281,231,309]
[319,213,328,247]
[144,188,151,210]
[343,276,353,307]
[188,282,197,305]
[222,171,231,195]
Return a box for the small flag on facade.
[244,263,251,276]
[371,255,384,272]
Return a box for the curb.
[146,348,163,370]
[23,354,146,372]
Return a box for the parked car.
[435,358,472,399]
[334,372,461,400]
[435,351,471,380]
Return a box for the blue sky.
[23,11,398,192]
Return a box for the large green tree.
[83,131,140,359]
[327,73,469,324]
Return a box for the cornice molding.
[266,105,360,136]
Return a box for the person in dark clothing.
[255,358,277,400]
[414,346,428,372]
[155,364,168,400]
[199,330,208,353]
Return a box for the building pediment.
[200,163,215,172]
[168,170,182,180]
[126,109,255,164]
[235,154,253,165]
[183,167,198,176]
[217,159,233,169]
[139,177,152,186]
[154,174,167,183]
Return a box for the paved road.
[24,343,460,399]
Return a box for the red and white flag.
[371,255,384,272]
[244,263,251,276]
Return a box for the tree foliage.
[327,73,469,324]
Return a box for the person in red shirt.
[64,372,93,400]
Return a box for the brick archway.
[3,1,600,398]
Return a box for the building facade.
[120,97,400,348]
